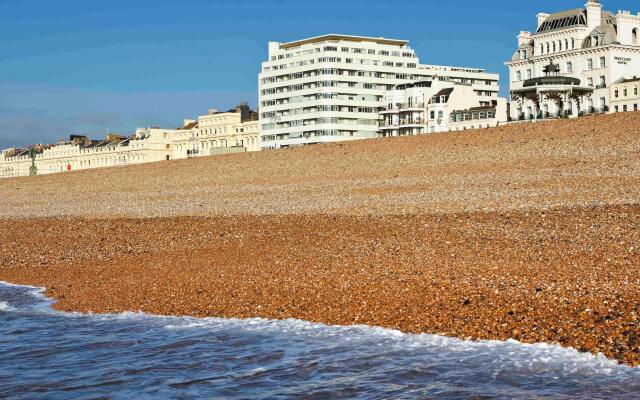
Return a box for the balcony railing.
[399,119,424,125]
[383,103,426,111]
[380,119,426,127]
[399,103,425,109]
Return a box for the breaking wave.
[1,281,638,399]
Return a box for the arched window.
[553,42,556,52]
[633,28,639,45]
[558,40,562,51]
[546,43,550,53]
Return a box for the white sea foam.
[163,317,639,376]
[0,280,44,290]
[82,313,640,376]
[0,301,16,312]
[0,281,47,299]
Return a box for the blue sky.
[0,0,637,148]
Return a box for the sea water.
[1,282,639,400]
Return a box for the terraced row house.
[610,76,640,112]
[0,104,259,178]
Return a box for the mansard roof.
[536,7,615,34]
[537,9,587,33]
[582,22,619,48]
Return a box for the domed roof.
[523,76,582,87]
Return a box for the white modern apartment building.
[379,80,507,136]
[506,1,640,120]
[259,34,500,148]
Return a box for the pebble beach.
[1,112,639,366]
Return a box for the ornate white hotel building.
[259,34,500,148]
[506,1,640,120]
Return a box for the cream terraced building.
[259,34,500,149]
[0,129,180,178]
[610,76,640,112]
[506,1,640,120]
[171,103,260,159]
[0,104,260,179]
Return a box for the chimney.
[518,31,532,47]
[537,13,550,29]
[585,0,603,29]
[105,133,125,142]
[236,102,251,121]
